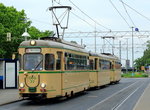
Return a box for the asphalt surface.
[0,78,149,110]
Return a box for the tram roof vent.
[101,53,112,56]
[40,37,62,42]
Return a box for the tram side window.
[94,58,97,70]
[65,53,88,70]
[99,60,101,69]
[18,54,21,70]
[100,60,111,70]
[115,62,121,69]
[89,60,94,70]
[109,62,112,69]
[45,54,55,70]
[56,52,62,70]
[111,62,114,69]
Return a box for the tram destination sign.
[26,48,41,53]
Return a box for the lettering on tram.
[26,48,41,53]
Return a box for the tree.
[0,3,30,58]
[0,3,53,58]
[28,26,53,39]
[134,41,150,70]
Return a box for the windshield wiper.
[33,59,43,71]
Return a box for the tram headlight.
[30,40,36,46]
[20,83,25,88]
[40,83,46,88]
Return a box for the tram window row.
[20,52,121,71]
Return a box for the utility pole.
[119,40,121,61]
[126,38,129,61]
[126,38,129,73]
[102,37,105,53]
[112,37,115,55]
[81,39,83,46]
[131,27,134,73]
[94,24,97,53]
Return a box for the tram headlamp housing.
[40,83,46,88]
[20,83,25,88]
[30,40,36,46]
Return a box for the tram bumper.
[20,93,47,99]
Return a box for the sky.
[1,0,150,67]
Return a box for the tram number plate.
[29,87,36,92]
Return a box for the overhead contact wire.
[69,0,111,31]
[109,0,131,28]
[120,0,136,27]
[120,0,150,23]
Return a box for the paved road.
[0,78,149,110]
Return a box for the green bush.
[121,72,148,78]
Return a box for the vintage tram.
[18,37,121,99]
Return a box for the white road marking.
[88,81,140,110]
[112,81,145,110]
[133,82,150,110]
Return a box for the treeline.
[134,41,150,70]
[0,3,53,58]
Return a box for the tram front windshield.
[24,54,43,70]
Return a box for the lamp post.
[119,40,121,61]
[22,28,30,41]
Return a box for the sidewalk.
[0,89,23,106]
[133,83,150,110]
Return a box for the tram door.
[94,58,98,85]
[57,52,63,95]
[5,62,17,88]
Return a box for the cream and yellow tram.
[18,37,121,99]
[89,53,121,88]
[18,37,89,99]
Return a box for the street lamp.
[22,28,30,41]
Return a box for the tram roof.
[89,52,119,61]
[19,39,88,54]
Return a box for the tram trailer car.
[89,53,121,88]
[18,37,121,100]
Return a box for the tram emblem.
[28,75,36,83]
